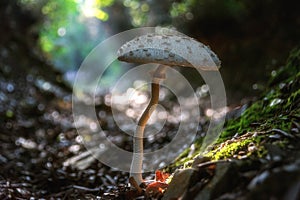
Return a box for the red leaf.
[155,170,170,182]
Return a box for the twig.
[129,176,142,194]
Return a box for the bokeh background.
[7,0,300,104]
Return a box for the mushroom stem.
[130,65,167,185]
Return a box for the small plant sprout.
[117,32,221,186]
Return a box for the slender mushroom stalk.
[117,33,220,186]
[131,64,167,184]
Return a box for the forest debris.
[270,128,295,139]
[144,170,169,199]
[191,162,238,200]
[129,176,142,194]
[145,181,168,199]
[162,168,196,200]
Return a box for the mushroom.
[117,33,220,186]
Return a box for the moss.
[221,48,300,140]
[166,139,203,170]
[168,47,300,170]
[208,138,252,160]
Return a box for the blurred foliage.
[19,0,112,72]
[19,0,246,72]
[17,0,300,98]
[170,0,246,22]
[123,0,150,26]
[81,0,115,21]
[39,0,79,70]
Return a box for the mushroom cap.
[117,33,221,70]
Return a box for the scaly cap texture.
[117,33,221,70]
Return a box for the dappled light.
[1,0,299,199]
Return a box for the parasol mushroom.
[117,33,221,186]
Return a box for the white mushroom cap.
[117,33,221,70]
